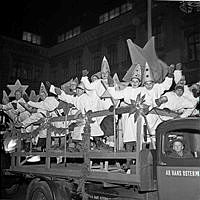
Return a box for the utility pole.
[147,0,152,39]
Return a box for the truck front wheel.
[26,181,53,200]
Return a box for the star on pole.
[127,93,149,122]
[7,79,29,97]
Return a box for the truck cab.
[156,117,200,200]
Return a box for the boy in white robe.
[49,83,104,142]
[157,84,197,119]
[20,91,59,131]
[140,62,175,143]
[108,64,144,151]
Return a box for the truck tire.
[26,180,53,200]
[26,178,72,200]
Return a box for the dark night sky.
[0,0,125,43]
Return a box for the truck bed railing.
[8,105,178,186]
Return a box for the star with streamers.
[128,93,149,122]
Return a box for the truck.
[0,105,200,200]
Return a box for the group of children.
[0,37,199,154]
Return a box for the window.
[109,8,119,19]
[58,26,81,43]
[27,32,32,42]
[73,26,80,36]
[127,2,133,11]
[68,30,73,39]
[153,23,164,49]
[110,9,115,19]
[121,2,133,14]
[32,35,37,44]
[36,35,41,45]
[22,32,41,45]
[99,12,109,24]
[99,2,132,24]
[187,32,200,61]
[164,130,200,159]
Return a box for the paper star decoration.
[128,93,149,122]
[7,79,29,97]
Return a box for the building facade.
[0,1,199,100]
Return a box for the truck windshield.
[163,129,200,159]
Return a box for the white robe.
[81,76,113,110]
[2,98,30,122]
[141,76,173,140]
[22,97,59,130]
[50,85,104,139]
[160,91,197,119]
[108,86,145,143]
[172,69,198,117]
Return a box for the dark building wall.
[48,11,136,85]
[0,35,49,100]
[48,3,199,86]
[0,2,199,101]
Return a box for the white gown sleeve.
[2,102,13,110]
[174,70,182,84]
[58,91,78,107]
[155,76,173,97]
[81,76,99,91]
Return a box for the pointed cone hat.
[101,56,110,74]
[61,78,73,92]
[142,62,154,85]
[113,73,120,84]
[112,73,120,89]
[29,90,40,102]
[113,73,128,90]
[2,90,9,105]
[126,39,146,66]
[39,82,48,96]
[123,64,142,82]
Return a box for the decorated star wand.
[127,93,156,149]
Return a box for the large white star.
[7,79,29,97]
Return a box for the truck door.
[156,119,200,200]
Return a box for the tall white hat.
[142,62,154,85]
[39,82,48,96]
[2,90,9,105]
[101,56,110,74]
